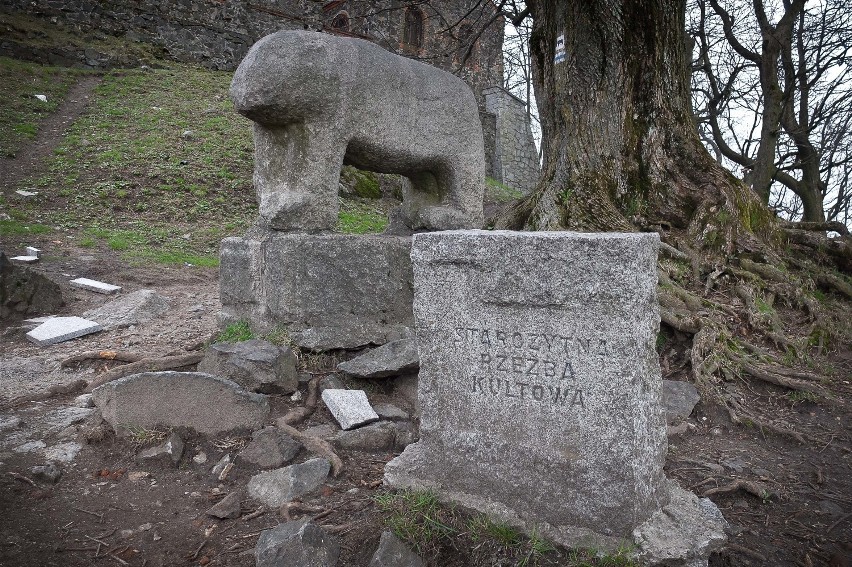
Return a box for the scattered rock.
[44,442,82,463]
[193,452,208,464]
[72,394,94,408]
[247,458,331,508]
[318,374,345,392]
[26,316,102,346]
[721,457,749,474]
[139,432,184,465]
[31,463,62,484]
[369,531,424,567]
[393,422,418,449]
[14,440,46,453]
[337,338,419,379]
[206,490,242,519]
[211,454,232,477]
[372,403,409,421]
[662,380,701,424]
[127,471,150,482]
[391,375,419,414]
[91,371,269,435]
[667,422,689,437]
[44,407,94,432]
[198,340,298,394]
[633,483,728,566]
[237,427,301,469]
[332,422,396,451]
[255,519,340,567]
[82,289,171,330]
[321,389,379,431]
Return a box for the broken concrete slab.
[198,339,298,394]
[15,190,38,197]
[26,317,102,345]
[255,519,340,567]
[336,338,419,379]
[247,458,331,509]
[9,256,39,263]
[91,371,269,436]
[663,380,701,424]
[82,289,170,331]
[69,277,121,295]
[25,247,41,258]
[321,389,379,431]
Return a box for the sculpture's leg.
[398,163,484,231]
[253,123,345,232]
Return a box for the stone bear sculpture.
[230,30,485,232]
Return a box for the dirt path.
[0,75,101,194]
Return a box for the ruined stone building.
[2,0,539,192]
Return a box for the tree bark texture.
[512,0,769,243]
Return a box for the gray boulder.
[662,380,701,424]
[237,426,301,469]
[332,422,396,452]
[0,252,63,318]
[231,30,484,233]
[247,458,330,508]
[255,520,339,567]
[337,338,419,379]
[369,531,423,567]
[91,372,269,436]
[82,289,170,330]
[198,339,298,394]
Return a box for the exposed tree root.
[702,479,771,499]
[278,376,321,426]
[85,353,203,391]
[61,350,145,368]
[276,421,343,477]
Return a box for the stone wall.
[484,87,540,194]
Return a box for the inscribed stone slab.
[26,316,102,345]
[384,230,668,545]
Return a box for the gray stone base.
[219,233,413,350]
[385,448,727,566]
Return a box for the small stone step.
[26,316,102,346]
[69,277,122,294]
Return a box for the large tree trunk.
[506,0,770,243]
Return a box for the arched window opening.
[403,7,424,49]
[331,11,350,32]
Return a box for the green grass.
[337,200,389,234]
[0,219,52,236]
[216,321,255,343]
[0,56,82,157]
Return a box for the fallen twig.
[8,472,38,488]
[61,350,145,368]
[86,353,203,391]
[190,540,206,560]
[702,479,771,500]
[73,507,105,523]
[827,512,852,534]
[276,421,343,477]
[725,543,766,561]
[320,522,354,534]
[243,506,265,521]
[3,380,88,408]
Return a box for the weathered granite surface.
[230,30,484,233]
[91,372,269,435]
[385,230,669,548]
[337,338,419,379]
[255,519,339,567]
[219,233,413,349]
[199,339,298,394]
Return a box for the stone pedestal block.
[219,233,414,350]
[385,230,669,547]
